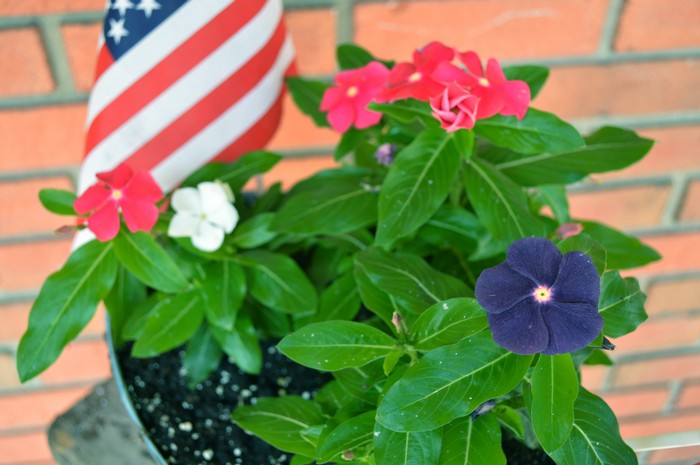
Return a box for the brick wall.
[1,1,699,464]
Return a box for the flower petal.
[198,182,229,213]
[168,212,200,238]
[320,87,345,111]
[120,199,159,233]
[353,107,383,129]
[123,171,162,202]
[327,101,354,132]
[87,201,120,241]
[74,184,111,214]
[497,80,531,120]
[206,202,239,233]
[552,251,601,305]
[192,221,225,252]
[541,301,604,355]
[458,51,484,78]
[171,187,202,214]
[475,262,536,314]
[487,300,549,355]
[96,163,132,189]
[506,237,562,286]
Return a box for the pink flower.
[455,51,530,120]
[376,41,464,103]
[74,164,163,241]
[320,61,389,132]
[429,82,480,132]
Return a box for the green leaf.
[183,323,222,388]
[39,188,76,216]
[353,262,396,327]
[287,76,330,127]
[438,414,506,465]
[530,354,579,453]
[475,108,584,155]
[201,260,246,331]
[374,421,442,465]
[493,405,525,439]
[578,220,661,269]
[211,311,262,374]
[318,410,376,462]
[231,213,277,249]
[240,250,318,315]
[17,240,117,382]
[598,271,647,338]
[550,388,638,465]
[313,273,361,323]
[355,247,470,321]
[104,265,146,348]
[272,169,378,235]
[418,205,483,253]
[334,127,366,161]
[377,332,533,432]
[494,126,654,185]
[337,43,377,70]
[112,231,189,293]
[131,288,205,357]
[121,292,165,341]
[368,99,437,127]
[182,150,282,191]
[376,129,471,248]
[503,65,549,99]
[334,359,386,405]
[278,321,397,371]
[557,233,607,275]
[465,157,546,242]
[232,396,327,458]
[537,185,570,224]
[410,298,488,351]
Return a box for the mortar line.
[659,173,690,227]
[662,380,684,414]
[597,0,625,56]
[36,16,75,94]
[335,0,355,46]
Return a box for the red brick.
[679,180,700,223]
[611,353,700,388]
[0,0,103,15]
[535,59,700,120]
[0,301,106,344]
[0,105,86,172]
[269,94,339,151]
[616,0,700,52]
[62,23,100,93]
[635,232,700,276]
[600,126,700,179]
[676,381,700,410]
[354,0,608,61]
[0,28,53,97]
[580,364,608,391]
[620,411,700,439]
[648,444,700,464]
[568,185,670,230]
[601,386,669,419]
[646,277,700,316]
[0,431,54,465]
[0,386,91,431]
[39,339,111,384]
[0,239,72,292]
[0,352,21,389]
[262,155,337,190]
[0,177,75,237]
[611,316,700,353]
[286,9,337,75]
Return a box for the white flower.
[167,181,239,252]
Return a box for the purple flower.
[374,143,397,166]
[475,237,603,355]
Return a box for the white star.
[136,0,161,18]
[107,18,129,45]
[111,0,134,16]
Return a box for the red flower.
[320,61,389,132]
[429,82,479,132]
[455,51,530,120]
[74,164,163,241]
[376,41,464,103]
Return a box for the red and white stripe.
[78,0,294,194]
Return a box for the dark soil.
[118,344,554,465]
[117,342,329,465]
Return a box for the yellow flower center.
[533,286,552,303]
[478,77,490,87]
[346,86,359,97]
[111,189,123,200]
[408,72,422,82]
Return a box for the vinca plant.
[20,41,658,465]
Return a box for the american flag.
[78,0,295,194]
